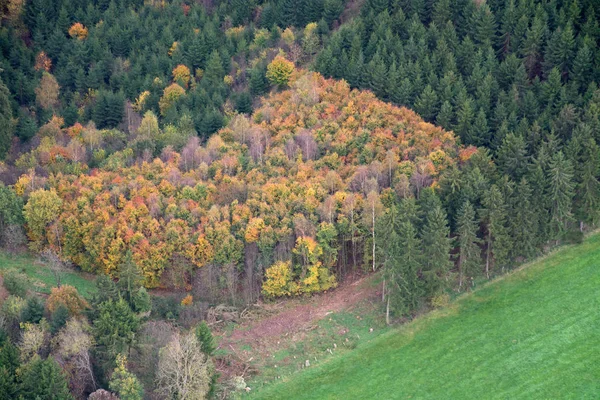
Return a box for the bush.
[2,269,29,297]
[1,295,27,321]
[151,295,180,320]
[564,230,584,244]
[46,285,89,316]
[430,293,450,308]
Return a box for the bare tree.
[295,130,318,161]
[156,332,212,400]
[1,224,26,255]
[54,319,97,394]
[40,248,68,287]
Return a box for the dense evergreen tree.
[546,151,575,242]
[455,200,481,289]
[0,78,14,160]
[421,204,452,296]
[19,356,73,400]
[480,185,510,277]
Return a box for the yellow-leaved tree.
[23,188,62,251]
[266,55,295,88]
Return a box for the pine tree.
[323,0,344,26]
[436,100,454,130]
[455,200,482,289]
[471,108,491,147]
[480,185,510,277]
[509,178,538,260]
[546,151,575,242]
[281,0,298,27]
[421,205,452,296]
[496,132,529,180]
[571,40,593,91]
[195,321,216,356]
[473,4,498,48]
[249,64,269,96]
[368,52,388,99]
[20,357,73,400]
[456,97,475,144]
[544,25,576,79]
[414,84,439,121]
[384,221,423,321]
[432,0,452,26]
[93,298,140,369]
[118,251,143,307]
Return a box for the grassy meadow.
[252,234,600,399]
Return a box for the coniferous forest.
[0,0,599,398]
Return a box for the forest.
[0,0,599,398]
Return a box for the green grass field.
[0,251,96,298]
[252,234,600,399]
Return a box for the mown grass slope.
[252,234,600,399]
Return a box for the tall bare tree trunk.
[386,296,390,325]
[485,230,491,279]
[372,204,375,272]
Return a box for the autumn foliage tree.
[68,23,88,40]
[266,55,295,87]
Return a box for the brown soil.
[216,274,379,380]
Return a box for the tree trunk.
[485,230,491,279]
[386,296,390,325]
[382,278,385,303]
[372,205,375,272]
[458,253,463,290]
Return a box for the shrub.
[46,285,89,316]
[151,295,180,320]
[430,293,450,308]
[2,269,29,297]
[181,294,193,306]
[1,295,27,321]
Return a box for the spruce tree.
[496,132,529,180]
[384,221,423,320]
[509,178,538,260]
[455,200,481,290]
[19,357,73,400]
[546,151,575,243]
[421,205,452,297]
[414,84,439,121]
[480,185,510,277]
[436,100,454,130]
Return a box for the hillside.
[14,71,460,298]
[251,232,600,399]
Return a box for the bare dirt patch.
[216,274,380,380]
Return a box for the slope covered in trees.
[14,72,461,303]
